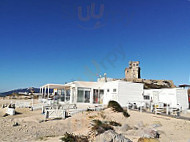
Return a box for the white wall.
[103,81,144,106]
[176,89,189,110]
[158,89,177,108]
[103,81,119,105]
[144,88,189,110]
[118,81,144,106]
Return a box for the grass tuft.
[91,120,114,135]
[109,121,122,127]
[60,132,88,142]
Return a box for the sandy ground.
[0,99,190,142]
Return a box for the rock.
[137,128,160,138]
[135,121,145,128]
[120,124,132,132]
[151,121,162,128]
[97,130,132,142]
[151,123,162,128]
[13,122,19,127]
[124,78,176,89]
[138,138,160,142]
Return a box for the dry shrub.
[91,120,113,135]
[60,132,88,142]
[108,101,130,117]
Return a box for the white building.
[103,81,144,106]
[40,80,144,107]
[143,88,189,110]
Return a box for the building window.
[144,95,150,100]
[100,90,104,95]
[84,91,90,103]
[77,90,84,102]
[77,88,90,103]
[66,90,70,101]
[107,89,109,92]
[113,89,117,92]
[93,89,104,104]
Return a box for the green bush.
[91,120,114,135]
[60,132,88,142]
[108,101,130,118]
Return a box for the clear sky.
[0,0,190,92]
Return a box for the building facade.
[40,80,144,106]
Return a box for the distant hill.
[0,88,41,97]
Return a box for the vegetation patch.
[123,111,130,117]
[91,119,114,135]
[99,111,106,119]
[108,121,122,127]
[108,101,130,117]
[60,132,88,142]
[88,115,97,119]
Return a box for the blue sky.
[0,0,190,92]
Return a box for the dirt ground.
[0,99,190,142]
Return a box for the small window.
[113,89,117,92]
[100,90,104,94]
[144,95,150,100]
[107,89,109,92]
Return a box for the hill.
[0,88,41,97]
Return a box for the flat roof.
[40,84,70,89]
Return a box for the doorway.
[93,89,104,104]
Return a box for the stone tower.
[125,61,141,80]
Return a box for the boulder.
[120,124,132,132]
[123,78,176,89]
[137,128,160,138]
[134,121,145,129]
[96,130,132,142]
[151,123,162,128]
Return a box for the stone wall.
[125,61,141,79]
